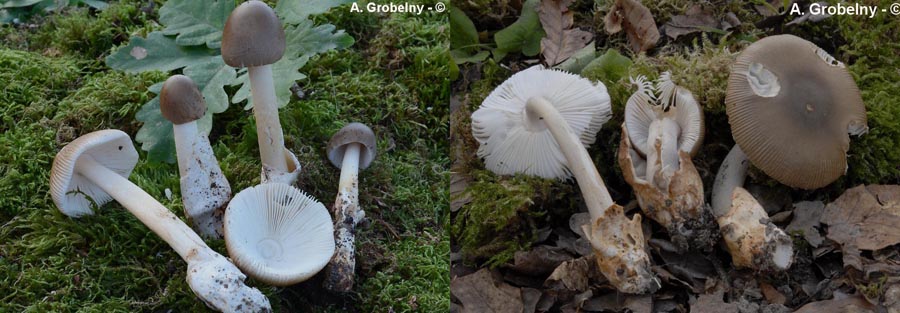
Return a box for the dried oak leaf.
[793,294,876,313]
[822,185,900,251]
[662,5,719,40]
[537,0,593,66]
[691,289,739,313]
[786,201,825,247]
[451,269,525,313]
[508,245,574,276]
[544,255,603,291]
[603,0,659,53]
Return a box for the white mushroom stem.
[525,97,613,219]
[324,143,363,292]
[172,122,199,177]
[711,145,749,218]
[645,118,680,189]
[75,155,269,311]
[249,64,288,174]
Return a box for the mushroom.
[322,122,377,292]
[471,65,659,294]
[712,34,868,271]
[49,130,270,312]
[160,75,232,239]
[222,0,300,184]
[617,73,716,252]
[224,183,335,286]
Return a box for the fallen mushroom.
[222,0,300,184]
[160,74,232,239]
[322,122,378,292]
[617,73,715,252]
[224,183,335,286]
[49,130,270,312]
[712,34,868,271]
[471,65,659,294]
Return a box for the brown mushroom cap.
[221,0,286,68]
[49,129,139,217]
[327,123,377,169]
[726,34,867,189]
[160,75,206,124]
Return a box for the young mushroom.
[617,73,716,252]
[224,183,335,286]
[712,34,868,271]
[471,65,659,294]
[49,130,270,312]
[160,75,232,239]
[222,0,300,184]
[322,122,377,292]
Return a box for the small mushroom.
[471,65,659,294]
[222,0,300,184]
[160,75,232,239]
[50,130,270,312]
[322,122,377,292]
[224,183,335,286]
[617,73,715,252]
[712,35,868,271]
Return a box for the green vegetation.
[0,0,448,311]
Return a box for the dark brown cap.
[221,1,286,68]
[726,35,868,189]
[327,123,377,169]
[160,75,206,124]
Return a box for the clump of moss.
[31,1,156,63]
[453,170,554,266]
[0,49,81,122]
[54,70,166,136]
[360,229,449,312]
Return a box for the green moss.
[54,70,167,135]
[836,12,900,185]
[31,1,157,63]
[0,49,81,124]
[360,229,449,312]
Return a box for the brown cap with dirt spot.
[221,0,286,68]
[725,34,868,190]
[160,75,206,125]
[327,123,377,169]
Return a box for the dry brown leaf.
[450,171,473,212]
[451,269,525,313]
[786,201,825,247]
[691,289,738,313]
[662,5,718,40]
[508,245,574,276]
[760,282,787,305]
[604,0,659,53]
[822,185,900,251]
[793,294,876,313]
[544,255,603,291]
[537,0,593,66]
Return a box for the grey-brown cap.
[726,34,868,189]
[327,123,377,169]
[160,75,206,125]
[49,129,139,217]
[221,0,286,68]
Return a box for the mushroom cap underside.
[471,65,612,179]
[224,183,335,286]
[726,34,867,189]
[326,122,377,169]
[49,129,139,217]
[624,73,705,157]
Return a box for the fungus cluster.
[49,1,382,311]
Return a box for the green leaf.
[581,49,632,84]
[553,44,597,74]
[494,0,543,57]
[105,32,219,73]
[275,0,353,24]
[450,49,488,64]
[0,0,43,9]
[159,0,234,49]
[284,18,354,57]
[79,0,108,10]
[449,4,478,51]
[134,92,175,163]
[232,55,309,110]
